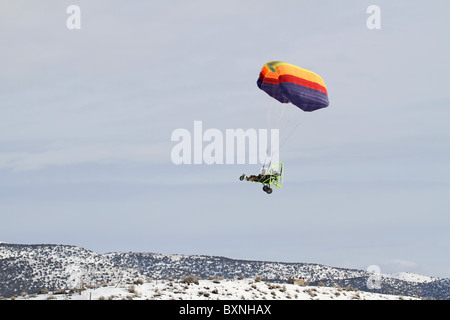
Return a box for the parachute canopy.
[257,61,329,112]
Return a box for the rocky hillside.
[0,243,140,297]
[1,243,449,299]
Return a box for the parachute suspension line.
[263,102,292,170]
[268,103,304,153]
[262,149,274,171]
[262,104,270,171]
[279,116,302,150]
[262,153,268,171]
[263,102,303,170]
[264,102,278,170]
[276,104,288,129]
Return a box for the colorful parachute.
[257,61,329,112]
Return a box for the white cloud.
[380,259,422,275]
[0,142,170,172]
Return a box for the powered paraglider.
[240,61,329,194]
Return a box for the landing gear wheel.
[239,174,245,181]
[262,185,272,194]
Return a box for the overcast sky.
[1,0,449,278]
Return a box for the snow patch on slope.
[12,278,419,300]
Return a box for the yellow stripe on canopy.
[265,61,326,88]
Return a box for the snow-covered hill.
[387,272,436,283]
[1,243,449,300]
[0,243,140,297]
[10,278,418,300]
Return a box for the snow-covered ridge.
[11,278,418,300]
[1,243,449,300]
[387,272,437,284]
